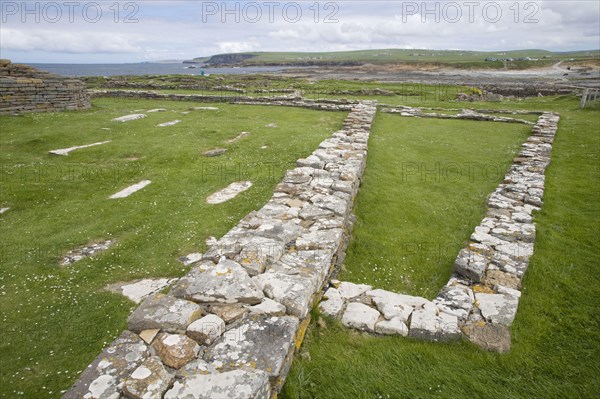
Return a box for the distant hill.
[191,49,600,69]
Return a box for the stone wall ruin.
[0,60,89,115]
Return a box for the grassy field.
[281,95,600,398]
[1,82,598,398]
[196,49,600,69]
[0,98,346,398]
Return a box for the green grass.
[198,49,600,69]
[0,98,346,398]
[341,116,530,298]
[281,96,600,398]
[2,80,598,398]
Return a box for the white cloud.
[0,28,141,53]
[0,0,597,62]
[217,41,258,54]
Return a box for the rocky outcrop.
[206,53,257,65]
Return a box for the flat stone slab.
[157,119,181,127]
[190,106,219,110]
[207,181,253,204]
[147,108,166,113]
[226,131,250,144]
[204,148,227,157]
[205,315,299,378]
[112,114,146,122]
[341,302,380,332]
[104,278,176,304]
[109,180,151,199]
[164,369,270,399]
[62,331,148,399]
[475,293,519,326]
[127,293,203,333]
[0,207,9,214]
[170,259,264,305]
[49,140,111,156]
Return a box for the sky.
[0,0,599,63]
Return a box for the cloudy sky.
[1,0,598,63]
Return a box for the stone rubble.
[64,101,377,398]
[49,140,111,156]
[382,106,535,125]
[108,180,152,199]
[317,112,559,352]
[60,239,114,266]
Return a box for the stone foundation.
[319,111,560,352]
[90,89,357,111]
[62,101,559,398]
[63,101,377,399]
[0,60,89,115]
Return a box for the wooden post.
[580,88,589,109]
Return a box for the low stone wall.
[319,111,560,352]
[63,101,377,399]
[0,60,89,115]
[90,89,357,111]
[382,106,536,124]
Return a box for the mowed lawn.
[282,95,600,398]
[0,98,346,398]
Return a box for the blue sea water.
[28,63,292,77]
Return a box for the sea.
[28,63,294,77]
